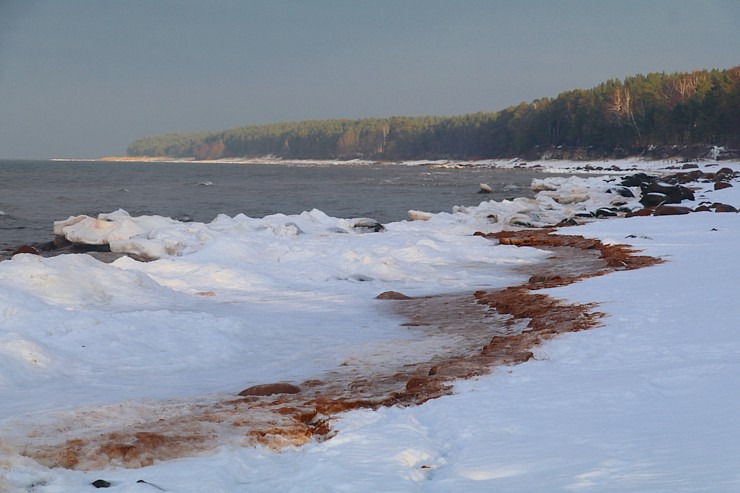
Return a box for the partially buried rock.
[640,192,669,207]
[13,245,41,256]
[350,218,385,233]
[625,208,654,218]
[714,181,733,190]
[712,203,738,213]
[92,479,111,488]
[654,205,692,216]
[239,383,301,397]
[375,291,413,300]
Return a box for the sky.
[0,0,738,159]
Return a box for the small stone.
[92,479,111,488]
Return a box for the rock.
[640,180,694,203]
[625,208,653,217]
[640,192,669,207]
[375,291,413,300]
[716,167,736,177]
[595,207,618,218]
[621,173,656,188]
[654,205,692,216]
[607,186,635,198]
[92,479,111,488]
[350,218,385,233]
[712,203,738,213]
[13,245,41,255]
[714,181,733,190]
[693,205,712,212]
[478,183,492,194]
[239,383,301,397]
[682,163,699,169]
[555,218,579,227]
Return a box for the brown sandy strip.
[21,228,662,470]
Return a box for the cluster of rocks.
[0,236,127,263]
[624,167,738,216]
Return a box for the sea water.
[0,160,549,249]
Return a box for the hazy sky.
[1,1,738,159]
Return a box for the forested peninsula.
[127,67,740,162]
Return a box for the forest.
[127,66,740,161]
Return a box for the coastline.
[1,158,739,491]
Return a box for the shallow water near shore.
[0,159,553,249]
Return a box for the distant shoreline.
[93,155,379,165]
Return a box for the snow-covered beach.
[2,158,739,492]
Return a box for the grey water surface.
[0,160,553,249]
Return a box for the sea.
[0,160,552,250]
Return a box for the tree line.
[127,66,739,161]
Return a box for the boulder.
[595,207,618,218]
[714,181,733,190]
[716,167,736,177]
[376,291,413,300]
[350,218,385,233]
[625,208,653,218]
[621,173,656,187]
[239,383,301,397]
[13,245,41,255]
[640,180,694,203]
[712,203,738,213]
[654,205,692,216]
[607,186,635,198]
[640,192,669,207]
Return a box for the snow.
[1,159,740,492]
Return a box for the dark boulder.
[621,173,656,187]
[640,192,669,207]
[639,180,694,204]
[607,186,635,198]
[714,181,733,190]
